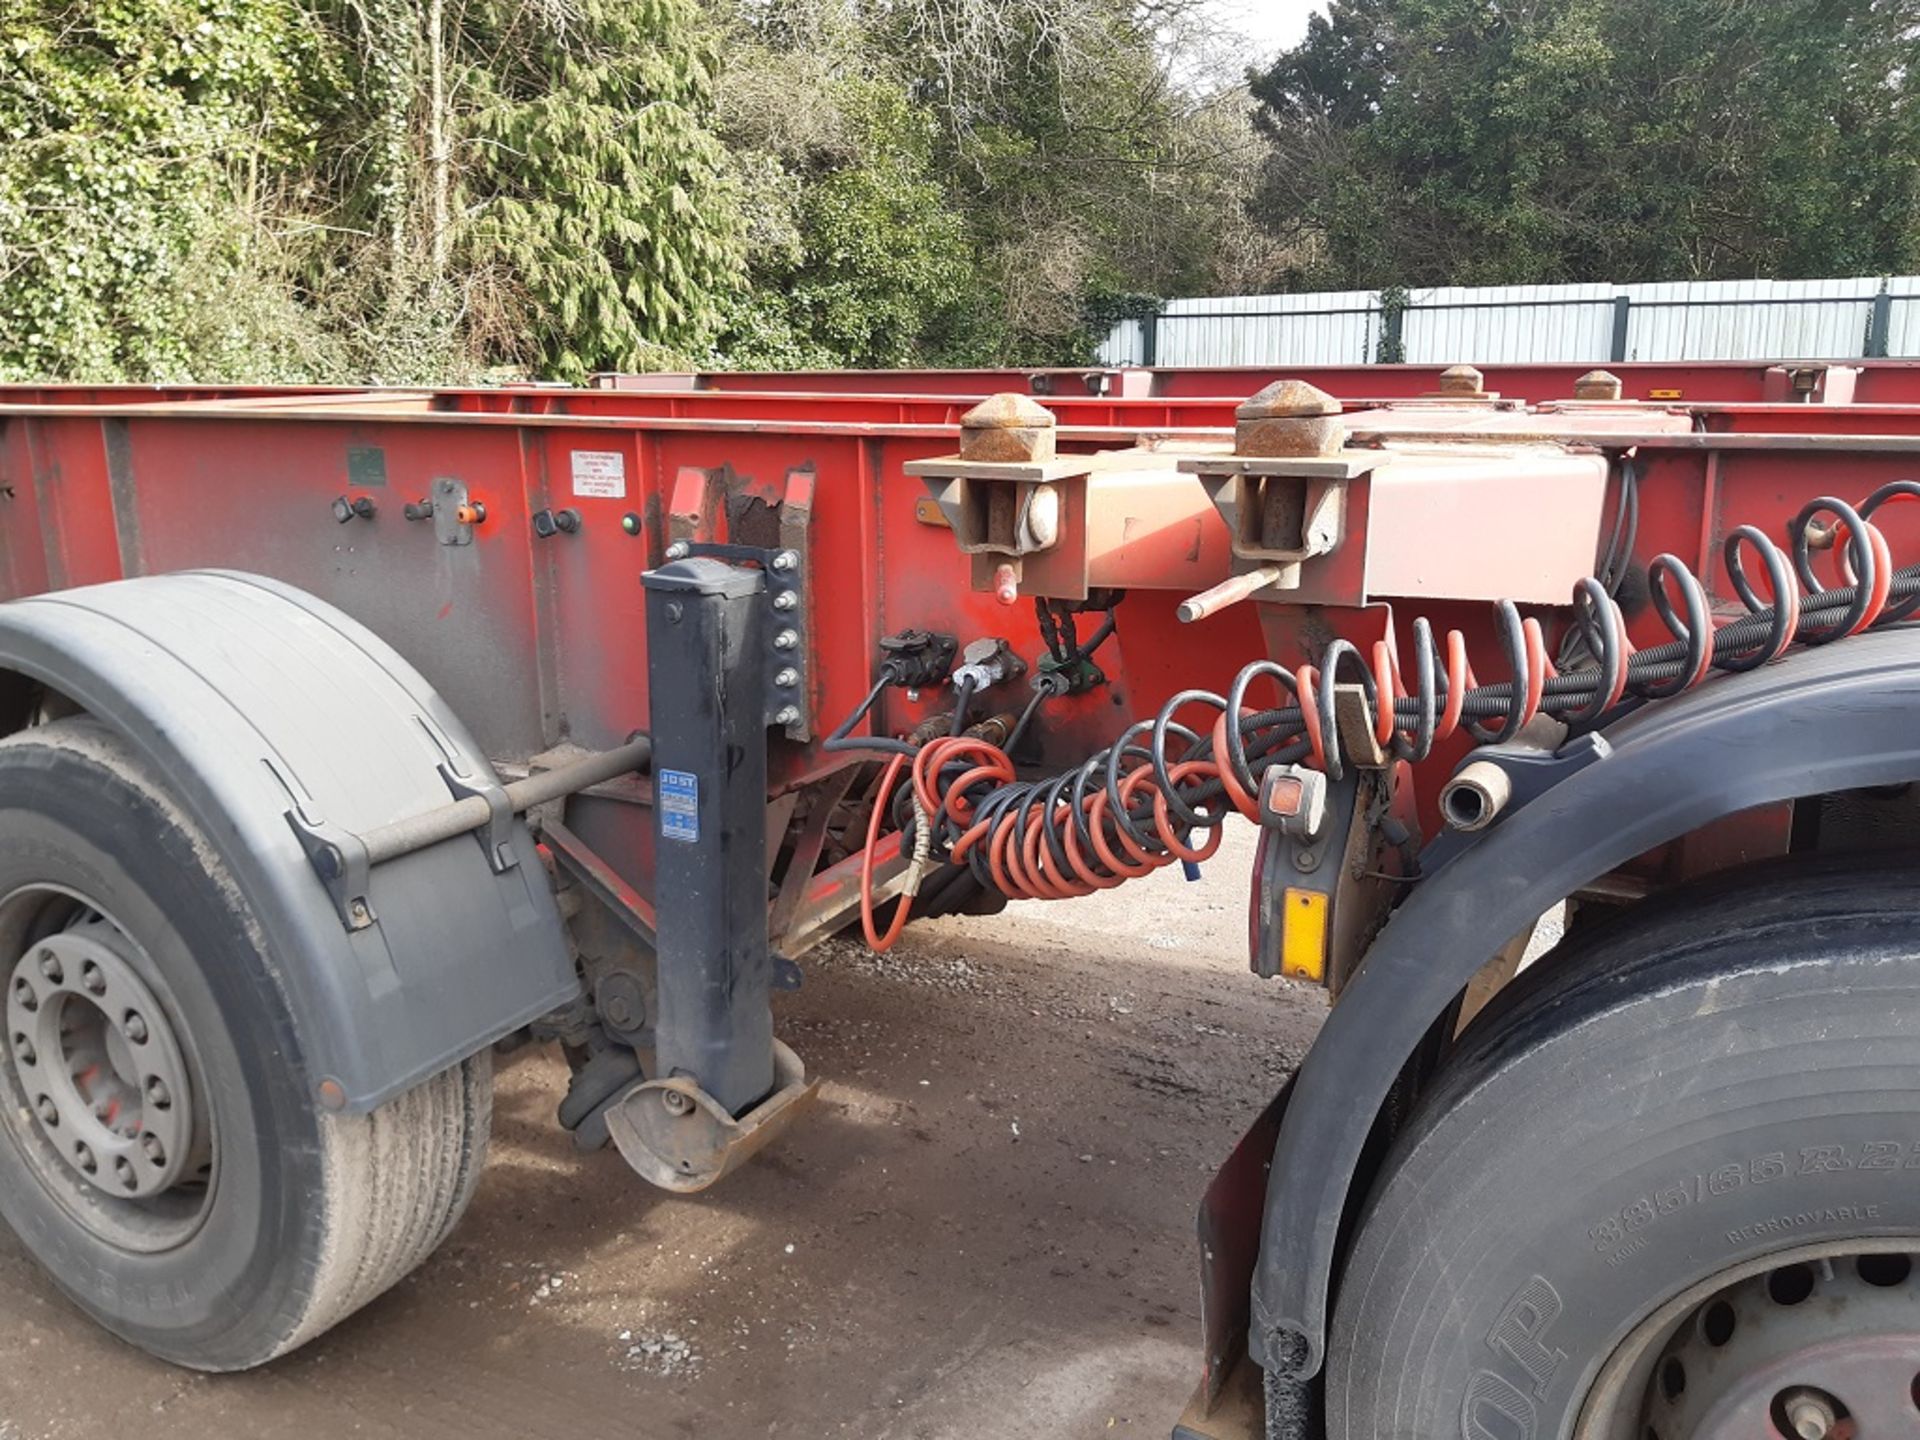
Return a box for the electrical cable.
[859,483,1920,913]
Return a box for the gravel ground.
[0,827,1327,1439]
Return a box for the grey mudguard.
[0,570,579,1113]
[1250,625,1920,1381]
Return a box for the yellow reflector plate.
[1281,887,1329,983]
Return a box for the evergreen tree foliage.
[1251,0,1920,288]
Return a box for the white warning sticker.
[571,450,627,499]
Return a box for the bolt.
[771,550,799,572]
[959,393,1058,464]
[774,706,801,727]
[80,959,104,994]
[1781,1390,1838,1440]
[661,1088,693,1116]
[664,541,690,561]
[332,495,376,523]
[13,1034,34,1066]
[1573,369,1623,401]
[114,1156,135,1190]
[772,590,798,611]
[1235,380,1345,458]
[12,977,35,1012]
[122,1010,148,1044]
[146,1076,172,1111]
[34,1095,57,1126]
[141,1133,165,1166]
[1294,847,1320,873]
[454,501,486,526]
[37,951,62,985]
[403,499,435,521]
[74,1140,96,1174]
[348,899,370,924]
[1437,364,1485,396]
[602,994,634,1028]
[774,667,799,688]
[774,629,798,650]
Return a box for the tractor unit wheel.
[1326,857,1920,1440]
[0,719,491,1370]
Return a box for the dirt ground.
[0,827,1326,1440]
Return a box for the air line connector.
[877,630,958,692]
[953,637,1027,694]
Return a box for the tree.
[314,0,747,381]
[0,0,339,380]
[1250,0,1920,288]
[706,34,981,368]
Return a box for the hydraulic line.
[841,483,1920,913]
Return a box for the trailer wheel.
[0,719,490,1370]
[1325,857,1920,1440]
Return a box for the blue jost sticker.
[658,769,700,844]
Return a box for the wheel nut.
[1781,1388,1838,1440]
[13,1034,34,1066]
[114,1156,135,1190]
[123,1010,148,1044]
[141,1133,166,1166]
[11,977,35,1011]
[34,1095,57,1126]
[80,960,105,994]
[147,1076,172,1110]
[74,1141,96,1174]
[37,950,61,984]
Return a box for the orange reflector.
[1264,774,1305,819]
[1648,388,1683,400]
[1281,887,1329,983]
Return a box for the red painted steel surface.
[7,376,1920,862]
[651,358,1920,405]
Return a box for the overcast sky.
[1215,0,1329,63]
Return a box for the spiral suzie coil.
[858,485,1920,920]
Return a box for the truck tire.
[1326,856,1920,1440]
[0,719,491,1370]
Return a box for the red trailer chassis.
[3,361,1920,1437]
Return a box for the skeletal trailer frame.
[7,359,1920,1433]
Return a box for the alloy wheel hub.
[6,922,195,1198]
